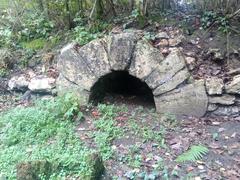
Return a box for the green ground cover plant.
[0,93,96,179]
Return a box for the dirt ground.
[75,94,240,180]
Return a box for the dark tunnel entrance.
[89,71,156,109]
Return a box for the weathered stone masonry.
[57,31,209,118]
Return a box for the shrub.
[19,13,55,41]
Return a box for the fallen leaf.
[91,110,99,118]
[186,166,194,172]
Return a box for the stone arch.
[57,31,208,118]
[89,70,156,107]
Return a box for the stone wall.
[55,31,240,119]
[6,32,240,119]
[205,76,240,117]
[57,31,209,118]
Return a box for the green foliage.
[19,49,35,68]
[43,91,84,121]
[0,10,54,49]
[138,171,159,180]
[0,28,12,48]
[21,38,47,50]
[161,113,178,127]
[201,11,230,33]
[91,104,124,160]
[201,11,217,29]
[74,26,99,45]
[73,17,110,45]
[131,9,146,27]
[129,119,166,147]
[144,32,156,41]
[154,157,165,170]
[19,13,54,41]
[0,68,8,77]
[131,9,141,19]
[47,34,63,48]
[0,0,8,9]
[176,145,209,163]
[0,93,93,179]
[128,154,142,168]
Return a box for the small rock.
[27,70,36,78]
[156,39,169,47]
[156,32,169,39]
[165,152,170,156]
[185,56,196,70]
[205,77,224,95]
[220,167,225,172]
[8,75,29,91]
[0,48,14,69]
[195,176,201,180]
[190,39,199,45]
[160,48,170,55]
[209,94,235,105]
[208,48,224,61]
[213,106,239,117]
[218,128,225,132]
[40,95,54,101]
[225,75,240,94]
[169,38,180,47]
[212,121,221,126]
[224,136,229,140]
[207,104,218,112]
[28,76,56,93]
[196,161,205,165]
[227,58,240,72]
[112,145,117,150]
[185,52,195,57]
[21,90,32,102]
[154,22,160,28]
[145,158,151,162]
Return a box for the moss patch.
[21,38,47,50]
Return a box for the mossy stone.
[16,160,52,180]
[80,153,105,180]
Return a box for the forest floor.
[77,94,240,180]
[1,92,240,179]
[1,14,240,179]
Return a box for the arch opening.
[89,71,156,109]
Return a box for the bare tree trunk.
[65,0,72,29]
[77,0,81,12]
[143,0,149,16]
[42,0,49,18]
[130,0,135,12]
[106,0,116,16]
[37,0,44,12]
[89,0,103,20]
[162,0,165,11]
